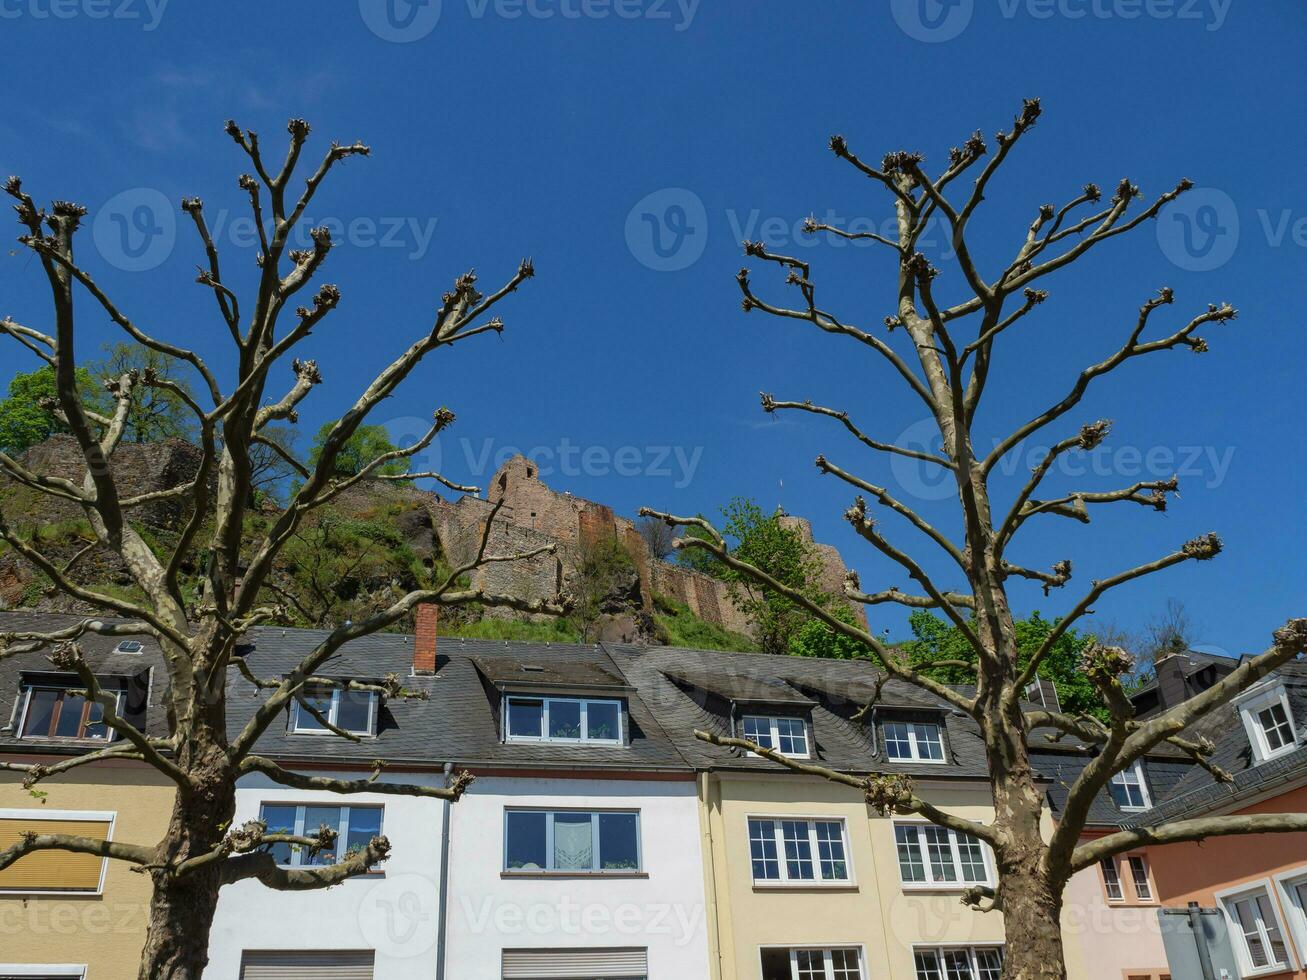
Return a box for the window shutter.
[502,947,648,978]
[239,950,375,979]
[0,818,109,892]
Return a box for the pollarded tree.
[0,119,562,979]
[642,100,1306,980]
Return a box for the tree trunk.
[997,858,1068,980]
[137,738,235,980]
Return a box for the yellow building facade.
[698,771,1011,980]
[0,760,174,980]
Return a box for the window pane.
[760,949,792,980]
[796,949,826,980]
[548,700,582,740]
[915,951,944,980]
[830,948,862,980]
[22,689,58,737]
[301,806,342,865]
[294,691,332,732]
[781,820,815,880]
[344,806,382,861]
[1259,703,1294,752]
[742,716,774,749]
[923,825,958,882]
[552,812,594,870]
[54,694,86,738]
[507,698,543,738]
[884,721,912,759]
[943,949,975,980]
[914,723,944,760]
[505,810,547,870]
[1234,898,1269,968]
[776,717,808,755]
[1101,858,1123,900]
[336,691,373,734]
[82,699,108,740]
[957,834,987,883]
[749,818,780,880]
[975,949,1003,980]
[1256,894,1289,965]
[598,812,639,870]
[260,804,298,866]
[586,701,620,741]
[1128,856,1152,900]
[815,821,848,881]
[896,824,926,882]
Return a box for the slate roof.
[5,610,1301,828]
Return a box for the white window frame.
[741,714,810,758]
[0,809,115,897]
[1216,879,1297,978]
[912,945,1005,980]
[1127,855,1154,903]
[1274,865,1307,965]
[1100,856,1125,902]
[288,687,378,736]
[882,719,946,763]
[893,821,994,890]
[257,802,384,869]
[746,816,854,887]
[759,945,866,980]
[1236,682,1299,764]
[0,968,87,979]
[502,808,643,874]
[503,695,624,745]
[16,685,123,743]
[1108,760,1152,812]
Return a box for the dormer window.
[741,715,809,758]
[505,695,623,744]
[290,686,377,736]
[1237,682,1299,764]
[1109,760,1151,811]
[883,719,945,763]
[19,685,119,741]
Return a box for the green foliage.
[787,603,874,660]
[0,365,102,455]
[570,534,637,641]
[712,498,832,656]
[309,422,408,477]
[89,342,196,444]
[653,594,758,653]
[443,617,582,644]
[900,610,1106,720]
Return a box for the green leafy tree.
[309,421,408,477]
[570,533,638,641]
[90,342,197,444]
[0,365,101,455]
[674,516,723,576]
[716,498,830,655]
[788,603,874,660]
[901,610,1105,720]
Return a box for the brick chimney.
[413,603,438,675]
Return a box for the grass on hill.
[653,594,757,653]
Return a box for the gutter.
[435,761,454,980]
[698,771,725,980]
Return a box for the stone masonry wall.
[428,455,862,639]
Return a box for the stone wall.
[428,454,862,640]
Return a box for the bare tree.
[642,100,1306,979]
[0,119,563,978]
[636,512,676,559]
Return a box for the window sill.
[900,882,994,893]
[0,888,103,897]
[501,870,648,879]
[287,730,376,738]
[752,882,858,892]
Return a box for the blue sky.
[0,0,1302,654]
